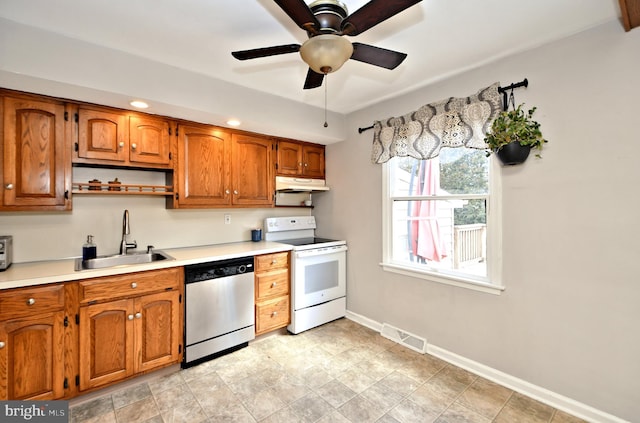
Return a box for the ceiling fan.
[231,0,423,90]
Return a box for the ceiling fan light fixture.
[300,34,353,74]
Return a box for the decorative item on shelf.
[108,177,122,191]
[88,179,102,191]
[484,88,548,166]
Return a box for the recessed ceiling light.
[227,119,241,127]
[130,100,149,109]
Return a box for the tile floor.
[70,318,587,423]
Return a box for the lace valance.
[371,83,502,164]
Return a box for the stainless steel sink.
[75,250,174,271]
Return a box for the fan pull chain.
[324,76,328,128]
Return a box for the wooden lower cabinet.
[0,312,65,400]
[0,284,65,400]
[79,290,181,391]
[254,252,290,335]
[78,268,182,391]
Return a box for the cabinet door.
[77,107,128,162]
[2,96,70,209]
[276,140,302,176]
[0,311,65,400]
[176,124,231,207]
[79,299,134,391]
[232,134,273,206]
[302,144,325,178]
[129,115,171,166]
[135,291,181,373]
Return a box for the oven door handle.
[295,245,348,258]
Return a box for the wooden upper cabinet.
[302,144,325,178]
[75,106,173,169]
[232,134,274,206]
[173,123,231,207]
[172,125,274,208]
[276,140,325,179]
[1,94,71,211]
[129,115,171,166]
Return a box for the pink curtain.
[410,157,446,262]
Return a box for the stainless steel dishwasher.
[183,256,255,367]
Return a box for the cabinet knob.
[304,163,308,167]
[131,282,137,288]
[5,183,14,190]
[271,282,277,288]
[131,143,137,150]
[271,311,278,317]
[0,341,5,349]
[128,314,134,320]
[119,141,125,148]
[233,190,239,195]
[135,312,142,319]
[298,162,303,167]
[271,259,277,265]
[225,189,230,195]
[27,298,35,306]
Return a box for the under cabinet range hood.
[275,176,330,192]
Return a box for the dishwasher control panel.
[185,256,254,283]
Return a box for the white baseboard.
[345,310,627,423]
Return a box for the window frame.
[381,153,504,295]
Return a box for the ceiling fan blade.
[351,43,407,69]
[303,68,325,90]
[341,0,422,36]
[231,44,301,60]
[274,0,321,35]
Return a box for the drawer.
[0,284,64,320]
[255,252,289,272]
[256,296,290,334]
[79,267,181,304]
[255,268,289,300]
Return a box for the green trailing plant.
[484,104,548,158]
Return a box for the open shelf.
[72,182,173,196]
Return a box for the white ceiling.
[0,0,621,114]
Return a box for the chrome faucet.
[119,209,137,255]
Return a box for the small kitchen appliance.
[264,216,347,334]
[0,236,12,271]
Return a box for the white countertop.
[0,241,293,290]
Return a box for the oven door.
[293,245,347,309]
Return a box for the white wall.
[317,21,640,421]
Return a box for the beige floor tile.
[408,383,456,414]
[387,398,440,423]
[153,383,196,414]
[337,366,378,393]
[160,401,208,423]
[71,396,114,423]
[494,392,555,423]
[338,395,386,423]
[289,392,335,422]
[114,396,160,423]
[454,377,512,419]
[551,410,589,423]
[316,379,358,408]
[242,387,287,421]
[111,382,153,409]
[435,402,491,423]
[260,406,303,423]
[359,381,406,413]
[379,370,422,397]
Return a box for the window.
[382,148,503,294]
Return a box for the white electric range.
[264,216,347,334]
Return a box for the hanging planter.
[484,104,548,166]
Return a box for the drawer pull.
[0,341,5,349]
[119,141,125,148]
[131,143,137,150]
[271,259,277,265]
[128,314,134,320]
[135,312,142,319]
[271,282,277,288]
[271,311,278,317]
[131,282,137,289]
[5,183,13,190]
[27,298,35,306]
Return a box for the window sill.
[380,262,505,295]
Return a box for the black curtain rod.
[357,78,529,134]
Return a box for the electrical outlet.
[224,214,231,224]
